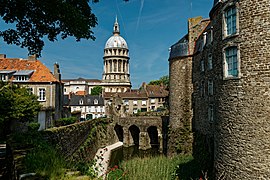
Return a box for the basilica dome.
[104,17,128,50]
[105,35,128,49]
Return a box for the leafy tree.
[149,75,169,89]
[0,82,41,135]
[91,85,102,95]
[0,0,128,57]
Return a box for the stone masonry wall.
[168,56,193,155]
[168,17,210,156]
[191,0,270,178]
[213,0,270,179]
[43,118,118,162]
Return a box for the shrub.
[55,117,77,127]
[28,122,40,132]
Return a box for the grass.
[10,131,75,179]
[107,154,196,180]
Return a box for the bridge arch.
[129,125,140,146]
[147,126,159,148]
[114,124,123,142]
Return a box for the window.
[38,88,46,101]
[0,74,6,81]
[15,75,29,81]
[133,100,137,106]
[225,46,238,77]
[203,32,207,47]
[124,99,129,105]
[208,80,213,96]
[94,99,98,105]
[150,98,155,104]
[208,105,214,123]
[200,81,205,97]
[79,99,83,105]
[201,59,205,72]
[208,54,213,70]
[142,100,147,106]
[224,6,237,36]
[28,87,34,94]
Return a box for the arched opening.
[129,125,140,146]
[147,126,159,148]
[114,124,123,142]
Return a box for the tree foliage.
[0,0,98,57]
[91,85,102,95]
[0,0,129,57]
[0,82,41,125]
[149,75,169,89]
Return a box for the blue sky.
[0,0,213,88]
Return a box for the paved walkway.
[94,142,123,179]
[0,144,7,179]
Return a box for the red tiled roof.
[0,58,58,82]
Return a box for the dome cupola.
[105,17,128,49]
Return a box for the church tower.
[101,17,131,93]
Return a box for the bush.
[55,117,77,127]
[28,122,40,132]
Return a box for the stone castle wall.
[190,0,270,178]
[168,17,210,156]
[43,118,118,162]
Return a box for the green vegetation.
[55,117,77,127]
[0,0,129,56]
[149,75,169,89]
[91,86,103,96]
[0,82,41,138]
[106,154,202,180]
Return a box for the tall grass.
[118,154,193,180]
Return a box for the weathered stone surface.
[192,0,270,178]
[43,118,118,162]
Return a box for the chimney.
[28,54,37,61]
[0,54,6,58]
[54,63,61,81]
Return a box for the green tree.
[0,0,128,57]
[91,85,102,95]
[149,75,169,89]
[0,82,41,135]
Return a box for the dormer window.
[13,70,33,82]
[0,74,6,81]
[94,99,98,105]
[0,70,14,81]
[79,99,83,105]
[15,75,29,81]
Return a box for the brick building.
[169,0,270,178]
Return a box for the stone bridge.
[113,116,169,153]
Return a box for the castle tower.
[208,0,270,178]
[190,0,270,178]
[168,17,210,156]
[101,17,131,93]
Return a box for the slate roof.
[103,90,148,99]
[0,58,59,82]
[69,95,104,106]
[146,85,169,98]
[103,84,168,99]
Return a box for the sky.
[0,0,213,88]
